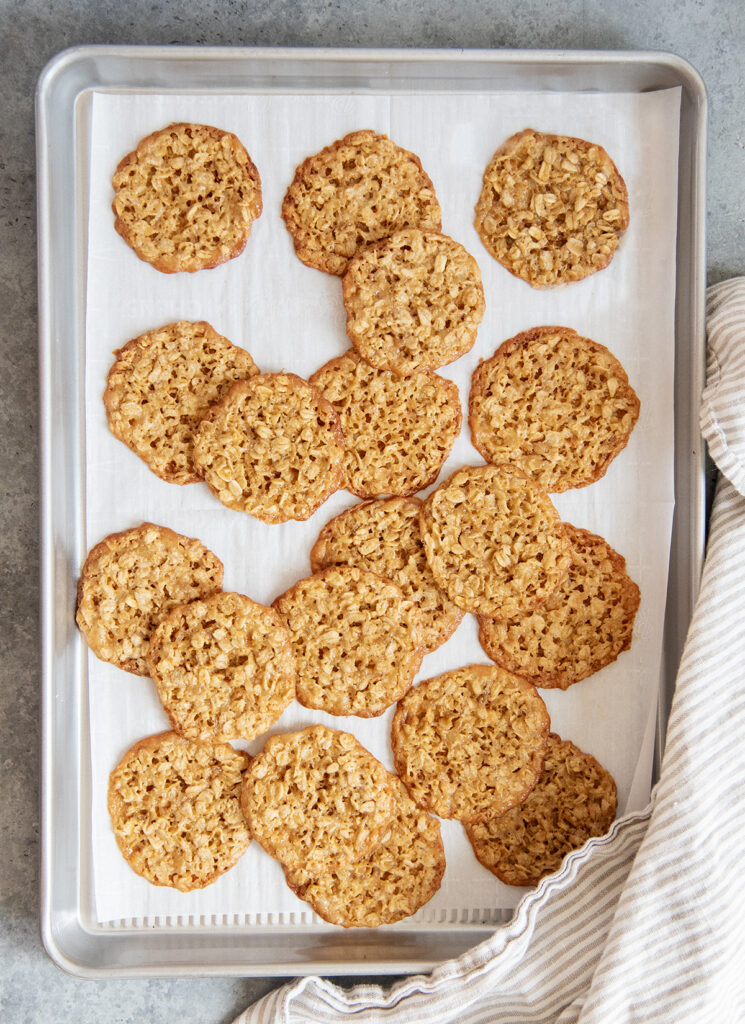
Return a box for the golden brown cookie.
[193,372,345,523]
[309,351,461,499]
[310,497,464,655]
[112,122,262,273]
[466,733,617,886]
[474,129,629,287]
[274,565,422,717]
[76,523,224,675]
[479,525,641,689]
[342,228,485,375]
[285,776,444,927]
[104,320,259,485]
[391,665,550,824]
[240,725,396,875]
[146,591,296,742]
[282,130,441,276]
[108,731,250,892]
[468,326,640,492]
[419,464,572,618]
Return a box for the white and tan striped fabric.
[235,279,745,1024]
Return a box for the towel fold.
[235,280,745,1024]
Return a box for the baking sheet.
[83,86,680,926]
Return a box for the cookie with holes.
[466,733,617,886]
[310,351,460,499]
[274,565,422,717]
[147,591,296,742]
[108,731,251,891]
[112,122,262,273]
[469,326,640,492]
[478,524,640,689]
[392,664,550,824]
[104,320,259,485]
[76,523,223,676]
[343,228,485,375]
[474,128,628,287]
[282,129,441,275]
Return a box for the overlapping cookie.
[112,122,262,273]
[310,497,464,655]
[76,523,224,675]
[466,733,617,886]
[108,731,250,892]
[479,525,641,689]
[392,665,550,823]
[419,464,572,618]
[474,128,629,286]
[104,320,259,485]
[240,725,396,875]
[147,591,296,741]
[274,565,422,717]
[310,351,461,498]
[193,372,345,523]
[469,326,640,491]
[342,228,485,375]
[282,130,441,275]
[285,776,444,928]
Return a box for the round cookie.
[76,523,224,676]
[310,497,464,655]
[342,228,485,375]
[285,776,444,928]
[468,326,640,492]
[309,351,461,499]
[479,525,641,689]
[466,733,618,886]
[282,129,442,276]
[104,320,259,485]
[474,128,629,287]
[112,122,262,273]
[391,665,550,824]
[108,731,250,892]
[419,464,572,618]
[193,372,345,523]
[274,565,422,717]
[240,725,396,875]
[147,592,296,742]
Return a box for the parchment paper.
[84,86,680,926]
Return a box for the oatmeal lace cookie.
[419,464,572,618]
[466,733,617,886]
[240,725,396,875]
[479,524,641,689]
[310,497,464,655]
[282,130,441,275]
[468,326,640,491]
[342,228,485,375]
[147,591,296,742]
[391,665,550,823]
[193,372,345,523]
[274,565,422,717]
[285,775,444,927]
[76,523,224,675]
[104,320,259,485]
[108,731,250,892]
[112,122,262,273]
[474,129,629,287]
[309,351,461,498]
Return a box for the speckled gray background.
[1,1,743,1021]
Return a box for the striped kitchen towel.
[235,279,745,1024]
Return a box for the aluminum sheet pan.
[37,46,707,978]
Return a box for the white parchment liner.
[84,87,680,926]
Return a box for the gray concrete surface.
[1,2,743,1021]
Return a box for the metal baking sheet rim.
[37,46,708,978]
